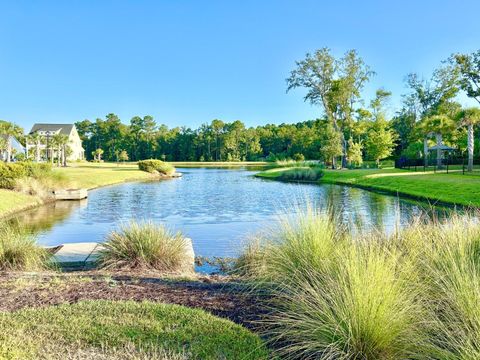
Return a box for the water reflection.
[13,168,451,258]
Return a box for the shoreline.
[0,165,180,219]
[255,168,477,208]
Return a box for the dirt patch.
[0,272,267,329]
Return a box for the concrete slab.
[53,242,103,263]
[54,189,88,200]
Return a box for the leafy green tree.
[319,121,343,168]
[417,115,455,167]
[456,108,480,171]
[92,148,104,162]
[286,48,373,167]
[0,121,23,162]
[0,135,7,162]
[347,139,363,167]
[451,50,480,104]
[365,120,396,166]
[403,65,459,119]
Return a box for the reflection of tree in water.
[322,185,389,230]
[321,185,456,233]
[8,200,88,234]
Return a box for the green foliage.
[238,209,480,358]
[401,141,424,159]
[0,222,51,271]
[319,121,343,165]
[278,166,324,182]
[347,138,363,167]
[98,221,189,271]
[0,162,55,189]
[292,153,305,161]
[0,300,269,359]
[118,149,129,162]
[452,50,480,103]
[137,159,175,175]
[365,119,397,164]
[0,163,27,189]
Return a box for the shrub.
[5,162,69,196]
[0,222,52,271]
[20,162,52,178]
[0,163,27,189]
[0,162,57,190]
[279,166,324,181]
[98,221,189,272]
[292,153,305,162]
[138,159,175,175]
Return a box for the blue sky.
[0,0,479,130]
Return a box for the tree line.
[2,48,480,169]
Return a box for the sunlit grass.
[98,221,191,272]
[256,167,480,207]
[238,209,480,358]
[0,222,51,271]
[0,300,269,360]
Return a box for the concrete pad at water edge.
[53,242,103,263]
[51,238,195,268]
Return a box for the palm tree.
[418,115,455,168]
[28,132,43,162]
[0,136,7,162]
[457,107,480,172]
[0,122,17,162]
[51,133,69,167]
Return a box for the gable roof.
[30,123,75,136]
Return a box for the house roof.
[428,144,455,151]
[30,123,75,136]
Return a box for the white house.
[29,123,85,161]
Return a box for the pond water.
[13,167,446,270]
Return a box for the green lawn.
[0,300,269,359]
[256,167,480,207]
[0,189,43,218]
[55,162,153,189]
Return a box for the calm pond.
[14,167,445,269]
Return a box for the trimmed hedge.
[138,159,175,175]
[0,162,53,189]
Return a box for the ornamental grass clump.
[278,167,324,182]
[98,221,189,272]
[397,215,480,359]
[0,222,51,271]
[238,209,430,359]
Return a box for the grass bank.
[0,300,269,359]
[56,162,154,190]
[0,162,158,218]
[256,167,480,207]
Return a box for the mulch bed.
[0,272,268,329]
